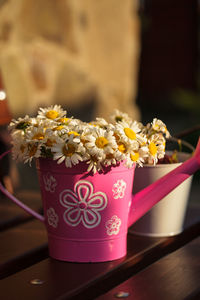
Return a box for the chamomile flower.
[8,115,32,132]
[146,118,170,138]
[23,142,41,165]
[110,109,132,124]
[38,105,66,121]
[52,134,83,168]
[146,134,166,165]
[25,125,47,142]
[11,131,27,161]
[90,118,108,129]
[9,105,170,173]
[84,127,117,159]
[57,117,81,128]
[114,121,142,147]
[86,155,104,174]
[52,124,69,136]
[126,146,149,168]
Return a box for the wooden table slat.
[97,237,200,300]
[0,204,199,300]
[0,220,48,279]
[0,190,43,230]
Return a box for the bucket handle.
[0,150,45,223]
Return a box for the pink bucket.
[36,158,135,262]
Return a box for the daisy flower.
[90,118,108,129]
[38,105,66,121]
[8,105,170,172]
[8,115,32,132]
[84,127,117,159]
[52,134,84,168]
[86,155,104,174]
[11,131,27,161]
[145,118,170,139]
[23,142,41,165]
[146,134,166,165]
[151,118,170,137]
[110,109,132,124]
[114,121,142,148]
[126,146,149,168]
[57,117,81,128]
[25,125,47,142]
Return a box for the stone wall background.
[0,0,141,121]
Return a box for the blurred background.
[0,0,199,201]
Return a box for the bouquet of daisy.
[9,105,170,174]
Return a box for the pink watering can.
[0,138,200,262]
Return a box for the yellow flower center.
[62,144,75,157]
[46,110,59,120]
[118,142,126,153]
[58,117,69,124]
[130,152,140,162]
[29,145,38,157]
[53,125,64,131]
[89,123,97,127]
[68,131,79,137]
[95,137,108,148]
[154,124,159,130]
[32,133,45,140]
[124,128,136,140]
[149,142,157,156]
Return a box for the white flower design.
[47,207,59,228]
[106,215,121,236]
[112,179,127,199]
[59,180,108,228]
[43,173,57,193]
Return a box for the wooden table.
[0,190,199,300]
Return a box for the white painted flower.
[47,207,59,228]
[38,105,66,121]
[43,173,57,193]
[112,180,127,199]
[106,215,121,236]
[60,180,108,228]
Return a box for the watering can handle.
[0,150,45,223]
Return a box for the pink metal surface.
[36,159,135,262]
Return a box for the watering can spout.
[128,137,200,228]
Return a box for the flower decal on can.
[106,215,121,236]
[112,179,127,199]
[43,173,57,193]
[47,207,59,228]
[60,180,108,229]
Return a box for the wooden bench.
[0,191,199,300]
